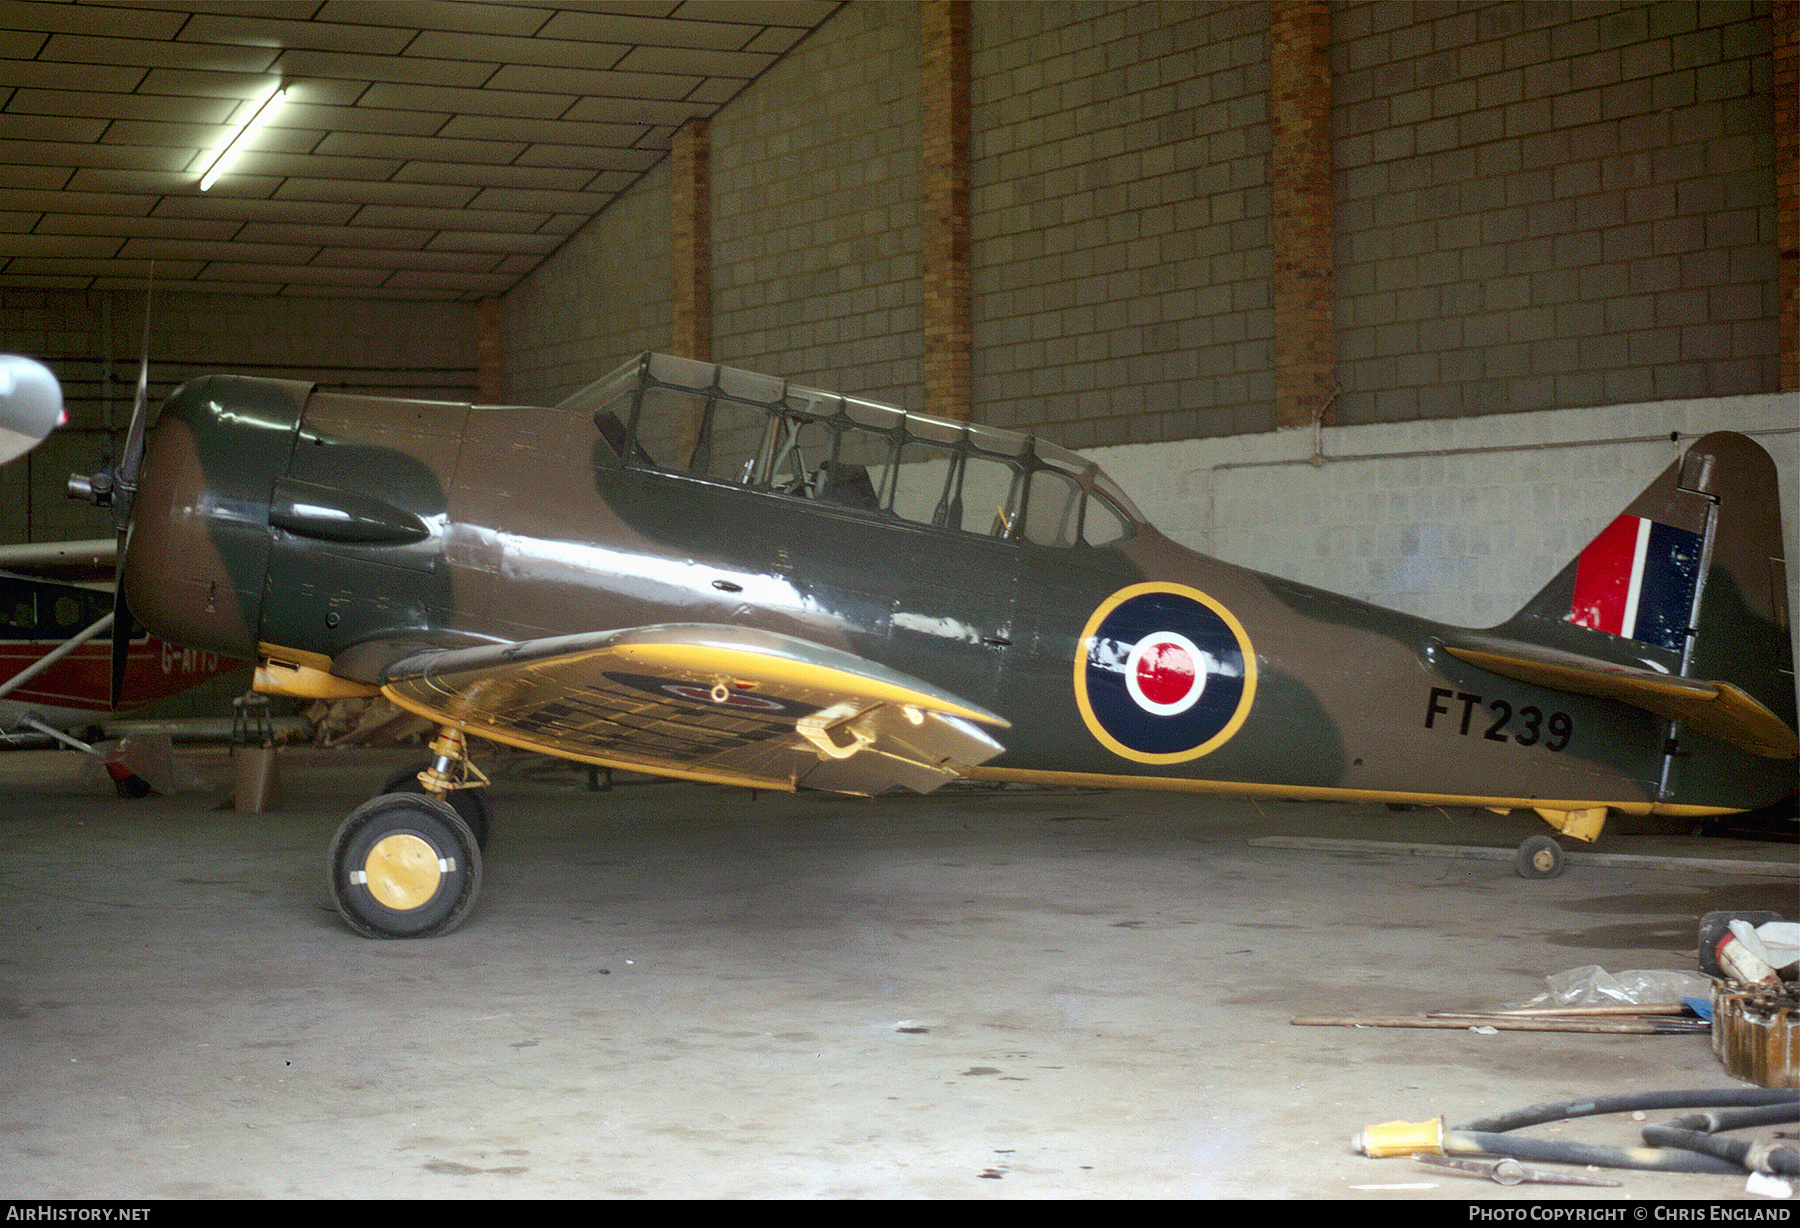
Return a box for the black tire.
[328,793,482,939]
[1514,833,1566,880]
[381,762,491,849]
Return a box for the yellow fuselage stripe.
[959,765,1743,818]
[376,675,1746,817]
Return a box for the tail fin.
[1452,432,1795,810]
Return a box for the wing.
[1445,633,1798,760]
[376,623,1009,796]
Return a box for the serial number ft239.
[1424,686,1573,752]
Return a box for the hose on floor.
[1444,1089,1800,1176]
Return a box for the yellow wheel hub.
[363,833,442,910]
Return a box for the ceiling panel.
[3,59,150,91]
[401,30,632,69]
[236,221,432,246]
[536,10,765,50]
[40,32,279,72]
[181,12,422,54]
[8,88,238,123]
[5,3,188,39]
[0,0,843,300]
[44,214,241,240]
[315,1,553,39]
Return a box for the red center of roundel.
[1136,641,1195,706]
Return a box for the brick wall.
[710,0,924,407]
[1271,1,1336,429]
[1776,0,1797,391]
[922,0,973,421]
[671,119,712,363]
[502,160,673,407]
[971,1,1274,447]
[1333,0,1780,423]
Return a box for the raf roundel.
[1075,583,1257,763]
[1122,631,1206,715]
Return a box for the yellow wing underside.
[374,623,1009,796]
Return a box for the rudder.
[1491,431,1794,810]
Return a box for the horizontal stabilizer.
[377,623,1008,795]
[1445,634,1798,761]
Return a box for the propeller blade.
[108,266,152,707]
[109,556,134,710]
[113,266,154,531]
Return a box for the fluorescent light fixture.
[199,83,287,191]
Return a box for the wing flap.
[1445,635,1798,760]
[378,623,1008,795]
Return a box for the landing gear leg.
[328,725,490,938]
[380,727,493,848]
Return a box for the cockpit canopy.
[558,352,1144,549]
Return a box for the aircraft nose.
[120,376,306,661]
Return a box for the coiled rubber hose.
[1443,1089,1800,1175]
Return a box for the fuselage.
[121,369,1795,816]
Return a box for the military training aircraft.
[67,351,1796,938]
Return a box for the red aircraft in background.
[0,564,243,737]
[0,355,244,737]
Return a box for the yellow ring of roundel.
[1073,581,1259,764]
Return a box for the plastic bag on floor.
[1512,964,1712,1009]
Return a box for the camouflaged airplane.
[69,351,1797,938]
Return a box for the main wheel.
[1514,833,1566,879]
[380,762,491,848]
[328,793,483,938]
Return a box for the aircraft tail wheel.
[329,793,483,938]
[380,761,492,849]
[1514,834,1566,880]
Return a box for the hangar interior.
[0,0,1796,1201]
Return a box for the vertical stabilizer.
[1491,432,1794,809]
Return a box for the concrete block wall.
[488,0,1792,672]
[501,3,925,410]
[1093,394,1797,643]
[0,3,1785,724]
[0,287,478,545]
[501,0,1781,443]
[711,0,924,407]
[970,1,1274,447]
[502,160,673,407]
[1333,0,1779,423]
[0,412,112,545]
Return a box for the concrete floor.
[0,744,1793,1200]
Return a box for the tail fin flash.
[1462,432,1794,809]
[1566,512,1703,652]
